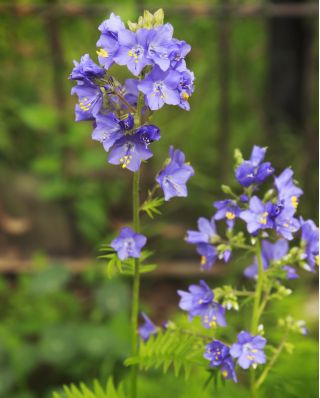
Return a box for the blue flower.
[177,280,226,328]
[240,196,274,234]
[177,280,213,319]
[177,69,195,110]
[139,312,157,341]
[196,243,217,270]
[235,146,274,187]
[92,113,127,152]
[204,340,237,382]
[114,29,151,76]
[156,146,194,201]
[186,216,217,245]
[169,38,191,70]
[69,54,105,84]
[138,66,181,110]
[146,24,173,71]
[96,13,125,69]
[230,331,266,369]
[300,218,319,271]
[244,239,299,280]
[213,199,241,229]
[273,206,300,240]
[71,82,104,119]
[111,227,147,260]
[275,168,303,212]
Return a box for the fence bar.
[0,3,318,18]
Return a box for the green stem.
[250,238,265,398]
[255,332,288,390]
[130,87,145,398]
[130,170,140,398]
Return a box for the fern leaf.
[125,329,207,379]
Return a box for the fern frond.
[52,378,127,398]
[125,329,208,379]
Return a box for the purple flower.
[186,217,217,245]
[273,206,300,240]
[156,146,194,201]
[240,196,274,234]
[235,146,274,187]
[300,218,319,271]
[139,312,157,341]
[169,39,191,70]
[71,82,103,119]
[176,69,194,110]
[108,134,152,172]
[92,113,126,152]
[196,243,217,270]
[230,331,266,369]
[275,168,303,212]
[241,197,300,239]
[177,280,213,319]
[214,199,241,229]
[134,124,161,145]
[111,226,147,260]
[69,54,105,83]
[244,239,299,280]
[98,13,125,39]
[204,340,237,382]
[146,24,173,71]
[177,281,226,328]
[114,29,151,76]
[138,66,181,110]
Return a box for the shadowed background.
[0,1,318,397]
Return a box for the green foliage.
[99,247,157,278]
[140,196,164,219]
[53,379,126,398]
[125,329,207,379]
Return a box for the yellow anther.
[181,92,189,101]
[226,211,235,220]
[291,195,299,209]
[209,320,217,328]
[260,211,268,225]
[252,349,257,353]
[222,370,228,378]
[96,48,109,58]
[247,355,254,360]
[315,255,319,266]
[200,256,206,265]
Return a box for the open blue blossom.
[186,217,218,245]
[71,82,104,119]
[139,312,157,341]
[138,66,181,110]
[108,134,152,172]
[156,146,194,201]
[69,54,105,84]
[96,13,125,69]
[235,146,274,187]
[230,331,266,369]
[92,113,126,151]
[240,196,274,234]
[177,280,226,328]
[300,218,319,271]
[214,199,241,229]
[244,239,298,280]
[111,227,146,260]
[177,280,213,319]
[114,29,151,76]
[146,24,173,71]
[273,206,300,240]
[275,168,303,212]
[204,340,237,382]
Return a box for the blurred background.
[0,0,318,397]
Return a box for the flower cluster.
[69,10,194,174]
[177,280,226,329]
[185,145,319,276]
[177,145,318,384]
